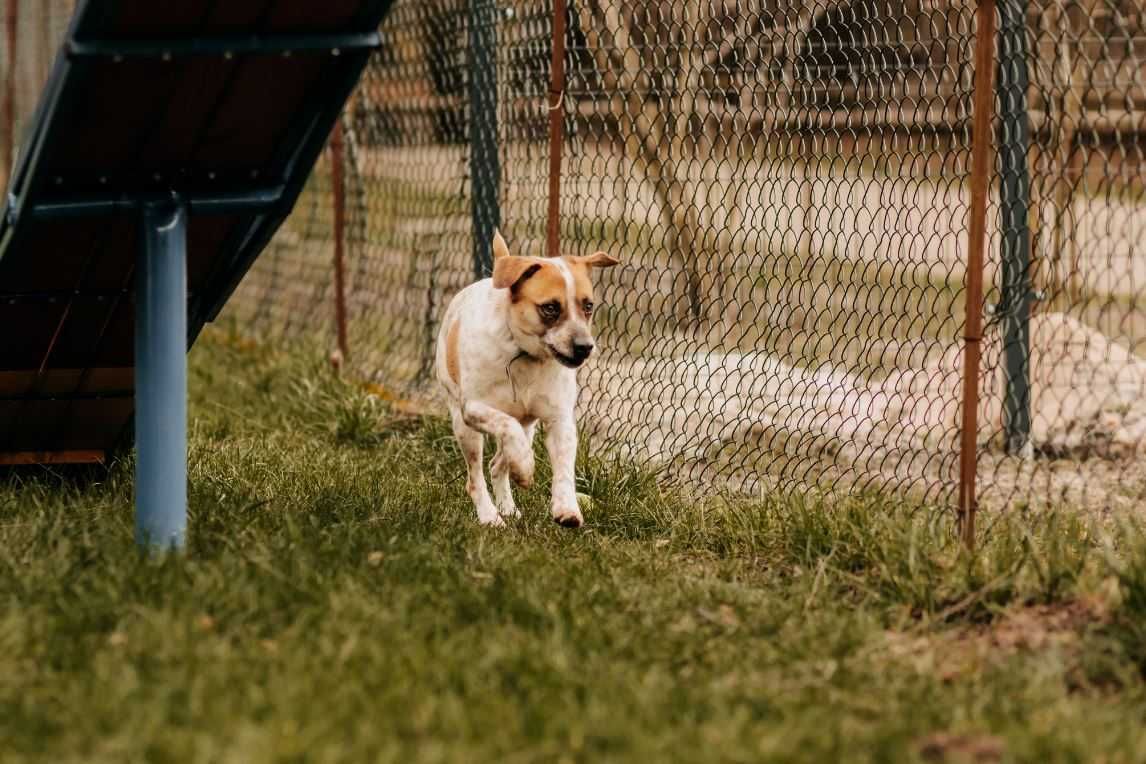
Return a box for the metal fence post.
[997,0,1034,457]
[959,0,998,549]
[136,199,188,551]
[330,118,350,364]
[468,0,500,278]
[545,0,567,259]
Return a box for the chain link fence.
[4,0,1146,521]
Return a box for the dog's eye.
[538,301,561,323]
[582,299,594,317]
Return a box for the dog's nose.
[571,342,594,363]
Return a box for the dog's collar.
[506,350,533,402]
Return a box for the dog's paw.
[552,504,584,529]
[509,448,535,488]
[511,468,534,489]
[498,502,522,520]
[554,512,583,529]
[478,511,507,528]
[475,500,507,527]
[494,440,534,488]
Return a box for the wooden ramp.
[0,0,392,547]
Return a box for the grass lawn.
[3,329,1146,762]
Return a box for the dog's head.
[490,230,619,368]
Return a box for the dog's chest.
[469,354,568,423]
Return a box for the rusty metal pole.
[3,0,17,182]
[545,0,567,259]
[330,118,350,365]
[958,0,998,549]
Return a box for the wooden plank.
[0,449,105,465]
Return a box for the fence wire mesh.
[3,0,1146,519]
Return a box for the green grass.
[3,330,1146,762]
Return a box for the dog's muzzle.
[549,342,594,368]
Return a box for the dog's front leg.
[449,406,503,526]
[462,401,535,487]
[491,422,535,519]
[545,416,582,528]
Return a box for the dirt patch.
[883,596,1116,684]
[903,599,1118,761]
[916,732,1005,763]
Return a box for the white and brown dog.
[435,230,619,527]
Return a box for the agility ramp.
[0,0,392,547]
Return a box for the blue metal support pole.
[135,198,188,550]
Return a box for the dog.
[435,230,619,527]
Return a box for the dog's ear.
[577,251,620,268]
[492,257,542,290]
[492,229,511,261]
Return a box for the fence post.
[3,0,17,182]
[330,118,350,364]
[545,0,567,259]
[958,0,998,549]
[468,0,500,278]
[997,0,1034,457]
